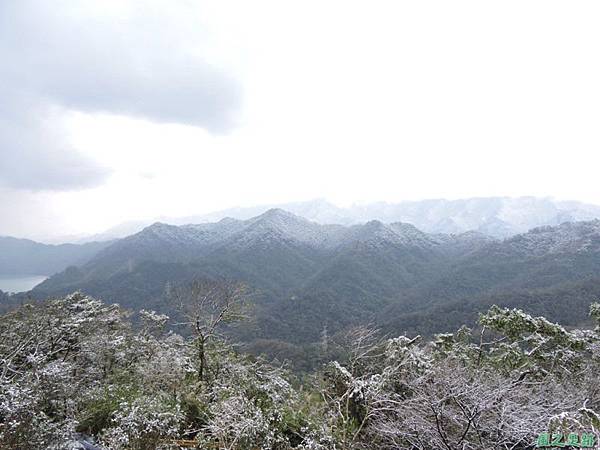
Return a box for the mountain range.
[30,208,600,360]
[75,196,600,243]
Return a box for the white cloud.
[0,0,241,191]
[2,0,600,239]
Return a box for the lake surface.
[0,275,48,293]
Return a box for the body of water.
[0,275,48,293]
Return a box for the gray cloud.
[0,1,241,191]
[0,115,110,191]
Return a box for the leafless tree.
[370,360,585,450]
[172,279,251,382]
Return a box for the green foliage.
[318,305,600,450]
[479,305,595,376]
[78,384,142,435]
[1,293,599,449]
[0,292,333,449]
[31,219,600,366]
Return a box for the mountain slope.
[34,211,450,340]
[379,220,600,334]
[32,212,600,348]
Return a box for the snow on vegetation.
[0,286,599,449]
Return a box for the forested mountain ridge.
[31,211,600,351]
[37,209,448,285]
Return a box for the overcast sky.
[1,0,599,240]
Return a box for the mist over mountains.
[25,207,600,360]
[3,196,600,363]
[0,237,110,276]
[80,196,600,242]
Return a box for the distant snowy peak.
[197,197,600,238]
[101,210,457,261]
[182,218,246,245]
[246,208,310,229]
[94,222,201,262]
[225,209,347,250]
[81,197,600,243]
[144,222,183,237]
[226,211,444,251]
[110,222,178,248]
[347,220,400,246]
[131,222,204,247]
[343,220,439,250]
[505,220,600,256]
[388,222,440,247]
[83,210,600,279]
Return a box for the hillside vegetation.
[1,289,599,449]
[31,211,600,362]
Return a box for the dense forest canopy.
[28,215,600,362]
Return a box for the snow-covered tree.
[2,293,599,450]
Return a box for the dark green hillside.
[381,276,600,337]
[31,213,600,358]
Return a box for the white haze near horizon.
[1,1,599,241]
